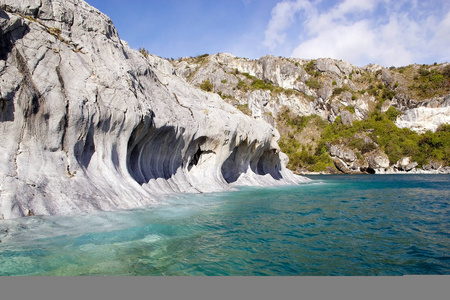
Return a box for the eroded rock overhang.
[0,0,307,219]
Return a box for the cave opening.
[127,122,185,184]
[188,147,203,171]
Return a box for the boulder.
[364,150,390,172]
[396,157,411,171]
[439,166,450,174]
[423,160,442,170]
[340,110,354,126]
[405,162,419,172]
[332,158,351,174]
[329,144,357,164]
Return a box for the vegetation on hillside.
[139,47,149,58]
[171,54,449,173]
[400,64,450,99]
[278,105,450,172]
[200,79,214,92]
[277,109,334,172]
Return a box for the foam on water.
[0,175,449,276]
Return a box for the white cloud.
[431,10,450,62]
[334,0,377,15]
[264,0,450,66]
[263,0,313,49]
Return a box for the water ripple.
[0,175,449,275]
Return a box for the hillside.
[150,53,450,174]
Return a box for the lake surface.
[0,175,449,276]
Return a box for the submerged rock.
[0,0,307,219]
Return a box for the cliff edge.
[0,0,306,219]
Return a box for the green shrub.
[278,108,317,132]
[386,106,401,121]
[305,60,316,75]
[418,68,430,77]
[332,85,350,97]
[194,54,209,63]
[306,78,320,89]
[430,74,444,84]
[409,66,449,98]
[382,88,395,100]
[251,78,274,91]
[236,80,249,92]
[242,72,253,80]
[200,79,214,92]
[139,47,149,58]
[443,65,450,77]
[345,106,356,113]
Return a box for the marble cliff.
[0,0,306,219]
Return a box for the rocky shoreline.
[306,143,450,175]
[298,163,450,175]
[299,168,450,175]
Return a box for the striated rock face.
[0,0,306,219]
[395,105,450,133]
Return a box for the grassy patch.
[200,79,213,92]
[408,66,450,98]
[306,78,320,90]
[139,47,149,58]
[237,104,251,116]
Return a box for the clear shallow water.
[0,175,449,276]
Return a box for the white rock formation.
[364,150,390,173]
[395,106,450,133]
[0,0,307,219]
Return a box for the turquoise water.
[0,175,449,276]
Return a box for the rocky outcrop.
[395,105,450,133]
[0,0,307,219]
[394,157,418,172]
[170,54,449,135]
[364,150,390,173]
[329,144,357,164]
[423,160,442,171]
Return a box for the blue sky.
[85,0,450,67]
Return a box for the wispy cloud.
[263,0,450,66]
[263,0,313,49]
